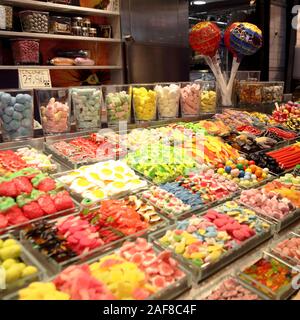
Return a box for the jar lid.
[72,17,83,20]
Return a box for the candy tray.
[19,209,169,277]
[149,218,274,283]
[238,199,300,233]
[192,274,268,300]
[237,251,298,300]
[0,234,46,299]
[268,232,300,271]
[51,170,149,205]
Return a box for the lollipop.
[189,21,221,57]
[224,22,263,106]
[189,22,227,101]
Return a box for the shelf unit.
[0,0,123,84]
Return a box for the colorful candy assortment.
[0,168,75,230]
[240,189,295,220]
[159,205,269,269]
[40,98,70,134]
[0,238,38,287]
[272,102,300,131]
[263,174,300,207]
[18,238,185,300]
[180,83,200,116]
[105,90,131,124]
[142,186,191,218]
[239,257,294,299]
[216,158,271,188]
[57,160,147,202]
[273,236,300,265]
[160,170,239,208]
[15,147,58,173]
[202,277,260,300]
[0,150,29,176]
[49,133,127,164]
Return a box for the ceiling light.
[192,1,206,5]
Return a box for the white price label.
[18,69,52,89]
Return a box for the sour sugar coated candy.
[133,87,157,121]
[155,84,180,119]
[181,83,201,116]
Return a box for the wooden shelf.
[0,0,119,17]
[0,65,122,70]
[0,30,121,43]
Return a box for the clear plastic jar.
[37,88,71,135]
[71,87,102,130]
[0,90,34,141]
[197,80,217,113]
[103,85,132,125]
[180,82,201,117]
[155,83,180,119]
[50,16,71,34]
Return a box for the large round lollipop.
[189,22,221,57]
[227,22,263,57]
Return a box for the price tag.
[18,69,52,89]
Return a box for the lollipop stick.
[227,56,241,97]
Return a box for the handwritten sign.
[19,69,52,89]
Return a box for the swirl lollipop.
[224,22,263,106]
[189,21,221,57]
[189,22,227,99]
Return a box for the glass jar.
[197,80,217,114]
[82,18,91,28]
[132,84,157,122]
[49,16,71,34]
[19,11,49,33]
[11,39,40,65]
[81,27,89,37]
[0,90,34,141]
[72,17,83,27]
[71,26,82,36]
[155,83,180,119]
[102,85,132,125]
[180,82,201,117]
[71,87,102,130]
[89,27,97,37]
[37,88,71,135]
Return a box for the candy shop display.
[17,238,188,300]
[155,83,180,119]
[261,83,284,104]
[159,170,240,210]
[198,81,217,113]
[0,148,57,176]
[56,160,147,202]
[71,87,102,130]
[264,127,297,142]
[238,256,294,299]
[239,189,296,221]
[272,234,300,266]
[37,89,70,135]
[80,196,165,235]
[237,82,262,106]
[0,90,33,141]
[0,237,40,297]
[156,202,270,280]
[133,86,157,121]
[214,109,257,130]
[263,174,300,208]
[142,186,192,218]
[0,168,75,231]
[102,85,131,124]
[19,11,49,33]
[126,144,198,185]
[197,277,260,300]
[180,83,201,117]
[272,102,300,132]
[47,132,127,167]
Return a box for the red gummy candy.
[23,201,44,219]
[0,180,18,198]
[37,177,56,192]
[37,194,57,215]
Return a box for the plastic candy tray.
[150,216,274,283]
